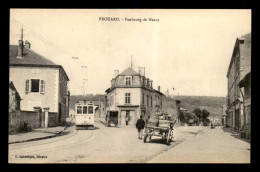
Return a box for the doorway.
[235,109,240,131]
[121,110,135,126]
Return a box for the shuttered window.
[40,80,45,94]
[25,80,30,94]
[25,79,45,94]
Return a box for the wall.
[48,112,59,127]
[9,66,59,113]
[58,68,69,125]
[240,42,251,80]
[9,110,40,133]
[114,88,141,106]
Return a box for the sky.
[9,9,251,97]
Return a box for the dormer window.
[125,76,132,86]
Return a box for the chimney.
[138,67,145,76]
[114,70,119,78]
[147,79,150,88]
[158,86,160,92]
[18,40,23,57]
[25,40,31,49]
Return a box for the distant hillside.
[69,94,226,120]
[171,95,226,120]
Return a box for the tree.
[193,108,202,121]
[201,109,210,121]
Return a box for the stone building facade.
[226,33,251,132]
[9,39,70,126]
[105,67,164,126]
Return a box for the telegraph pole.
[130,55,133,69]
[81,66,88,101]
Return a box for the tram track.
[9,130,94,157]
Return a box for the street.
[8,120,250,163]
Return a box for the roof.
[9,45,69,81]
[9,81,21,100]
[153,89,164,95]
[227,33,251,77]
[119,67,140,76]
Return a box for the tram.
[75,101,94,130]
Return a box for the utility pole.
[21,26,23,41]
[81,65,88,101]
[130,55,133,69]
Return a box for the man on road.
[136,115,145,139]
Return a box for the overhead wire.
[10,19,88,94]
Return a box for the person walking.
[136,115,145,139]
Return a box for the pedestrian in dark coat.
[136,115,145,139]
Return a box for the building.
[105,67,164,126]
[238,72,251,139]
[222,105,227,126]
[9,39,70,126]
[226,33,251,132]
[9,81,21,112]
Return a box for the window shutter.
[25,80,29,94]
[40,80,45,94]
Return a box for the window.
[83,106,87,114]
[142,93,144,104]
[88,106,93,114]
[125,93,131,103]
[77,106,82,114]
[125,76,132,86]
[25,79,45,94]
[147,95,149,106]
[31,79,40,92]
[151,96,153,106]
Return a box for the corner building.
[105,67,164,126]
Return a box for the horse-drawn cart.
[143,118,176,145]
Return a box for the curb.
[99,120,107,126]
[9,118,74,145]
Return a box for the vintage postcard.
[9,9,251,163]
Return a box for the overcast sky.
[9,9,251,97]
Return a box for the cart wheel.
[143,134,148,143]
[170,130,174,141]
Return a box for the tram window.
[77,106,82,114]
[83,106,87,114]
[88,106,93,114]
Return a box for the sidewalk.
[8,117,75,144]
[147,126,250,163]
